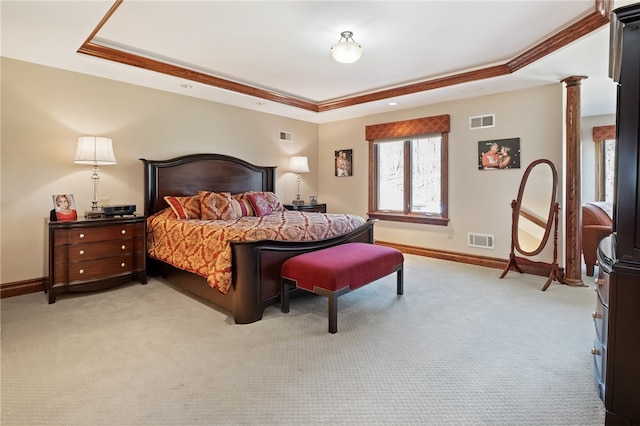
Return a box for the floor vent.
[469,114,495,129]
[279,131,293,142]
[468,233,495,249]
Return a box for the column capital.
[562,75,588,86]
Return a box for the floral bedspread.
[147,208,366,294]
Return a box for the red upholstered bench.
[280,243,404,333]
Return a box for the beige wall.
[319,84,565,262]
[1,57,571,285]
[1,58,318,283]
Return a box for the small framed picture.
[52,194,78,221]
[309,195,317,205]
[335,149,353,177]
[478,138,521,170]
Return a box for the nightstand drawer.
[52,252,145,285]
[284,203,327,213]
[53,223,144,245]
[53,238,144,263]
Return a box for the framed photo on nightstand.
[52,194,78,221]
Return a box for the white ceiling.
[1,1,633,124]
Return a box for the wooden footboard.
[230,219,375,323]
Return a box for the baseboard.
[0,245,555,299]
[376,240,506,268]
[0,278,46,299]
[374,240,554,278]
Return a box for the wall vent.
[469,114,495,129]
[279,131,293,142]
[468,233,495,249]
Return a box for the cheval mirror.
[500,159,564,291]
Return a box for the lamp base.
[292,200,305,206]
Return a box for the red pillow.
[234,191,284,213]
[246,193,272,217]
[199,191,237,220]
[164,195,201,220]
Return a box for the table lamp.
[74,136,116,217]
[289,156,309,205]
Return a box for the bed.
[141,153,375,324]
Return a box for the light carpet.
[1,254,605,425]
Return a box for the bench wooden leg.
[281,279,294,313]
[315,287,350,334]
[328,293,338,334]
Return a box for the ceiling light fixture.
[331,31,362,64]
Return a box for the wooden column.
[563,76,587,286]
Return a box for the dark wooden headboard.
[141,153,277,216]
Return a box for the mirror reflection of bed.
[141,153,376,324]
[501,159,565,290]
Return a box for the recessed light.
[180,83,192,89]
[388,102,398,106]
[256,101,266,106]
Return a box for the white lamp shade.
[289,156,310,173]
[331,41,362,64]
[74,136,117,165]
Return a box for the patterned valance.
[593,125,615,142]
[365,114,450,141]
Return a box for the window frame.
[592,125,616,202]
[366,115,450,226]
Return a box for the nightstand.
[284,203,327,213]
[44,216,147,303]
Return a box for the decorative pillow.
[246,193,272,217]
[235,191,284,212]
[230,197,254,217]
[164,195,201,220]
[262,191,285,212]
[199,191,237,220]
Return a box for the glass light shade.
[74,136,117,165]
[331,41,363,64]
[289,156,310,173]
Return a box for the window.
[603,139,616,202]
[593,125,616,202]
[366,115,449,225]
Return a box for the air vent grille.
[470,114,495,129]
[279,131,293,142]
[468,233,495,249]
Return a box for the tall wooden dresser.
[593,4,640,425]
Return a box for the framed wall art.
[335,149,352,177]
[478,138,520,170]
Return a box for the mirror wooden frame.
[514,159,558,256]
[500,159,565,290]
